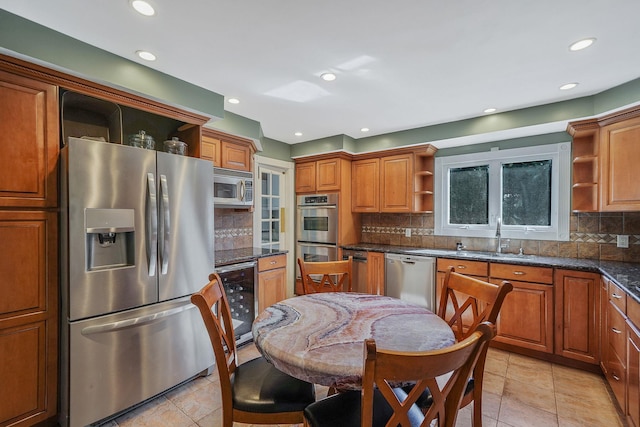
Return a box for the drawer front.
[489,263,553,284]
[606,345,627,407]
[609,302,627,357]
[258,254,287,272]
[629,296,640,329]
[608,281,627,314]
[437,258,488,277]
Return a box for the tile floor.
[100,344,626,427]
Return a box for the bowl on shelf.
[163,137,187,155]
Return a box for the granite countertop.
[214,247,288,267]
[342,243,640,303]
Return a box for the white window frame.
[434,143,571,241]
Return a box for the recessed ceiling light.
[360,127,370,132]
[320,72,336,82]
[484,108,497,114]
[228,98,240,104]
[136,50,156,61]
[294,132,303,137]
[560,82,578,90]
[569,38,596,51]
[131,0,155,16]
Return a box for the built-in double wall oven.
[296,193,339,270]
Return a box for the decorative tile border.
[362,226,640,245]
[215,227,253,240]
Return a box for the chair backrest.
[437,266,513,341]
[361,322,496,427]
[297,256,353,294]
[190,273,237,407]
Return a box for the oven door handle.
[297,205,337,210]
[298,242,338,248]
[215,261,257,275]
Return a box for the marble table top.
[252,292,455,390]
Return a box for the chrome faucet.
[495,217,502,253]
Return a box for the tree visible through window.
[502,160,551,226]
[450,165,488,225]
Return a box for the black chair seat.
[304,389,424,427]
[232,357,316,413]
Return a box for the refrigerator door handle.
[159,174,171,275]
[80,304,195,335]
[147,172,158,277]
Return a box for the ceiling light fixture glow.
[228,98,240,104]
[569,38,596,51]
[320,72,336,82]
[294,132,303,137]
[560,82,578,90]
[360,127,370,132]
[131,0,155,16]
[484,108,496,113]
[136,50,156,61]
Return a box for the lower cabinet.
[366,252,385,295]
[628,320,640,427]
[257,254,287,313]
[554,269,600,364]
[0,211,58,426]
[490,264,554,353]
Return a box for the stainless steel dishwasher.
[385,253,436,311]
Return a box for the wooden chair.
[436,267,513,427]
[303,322,496,427]
[298,256,353,294]
[191,273,316,427]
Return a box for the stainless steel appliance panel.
[215,261,257,346]
[296,194,338,244]
[65,138,157,320]
[157,151,214,301]
[67,297,213,427]
[343,249,368,293]
[385,253,436,311]
[213,167,253,208]
[296,242,339,278]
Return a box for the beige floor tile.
[167,379,222,422]
[485,348,511,377]
[555,391,623,427]
[502,377,557,414]
[455,405,498,427]
[115,397,196,427]
[506,356,554,391]
[477,390,502,420]
[483,371,507,395]
[498,396,559,427]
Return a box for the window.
[435,143,570,241]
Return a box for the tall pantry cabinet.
[0,66,59,426]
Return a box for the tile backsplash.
[214,208,253,250]
[360,212,640,263]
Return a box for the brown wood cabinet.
[0,66,59,426]
[628,314,640,427]
[257,254,287,313]
[351,158,380,212]
[567,105,640,212]
[604,279,628,409]
[490,263,554,353]
[554,269,600,364]
[380,153,413,212]
[201,128,254,171]
[0,210,58,426]
[0,69,58,208]
[295,157,347,193]
[366,251,385,295]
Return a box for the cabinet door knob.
[456,265,466,269]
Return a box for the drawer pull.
[612,327,622,334]
[612,374,621,381]
[270,261,277,265]
[611,293,623,300]
[513,271,525,275]
[456,265,467,269]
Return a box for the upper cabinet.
[0,69,58,208]
[351,145,436,213]
[201,128,255,172]
[295,156,350,193]
[568,105,640,212]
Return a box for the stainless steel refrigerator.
[59,137,215,427]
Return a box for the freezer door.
[157,151,214,300]
[62,297,214,427]
[65,138,157,320]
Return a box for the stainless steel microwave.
[213,167,253,208]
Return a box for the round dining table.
[251,292,455,390]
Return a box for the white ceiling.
[2,0,640,146]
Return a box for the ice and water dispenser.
[85,208,135,271]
